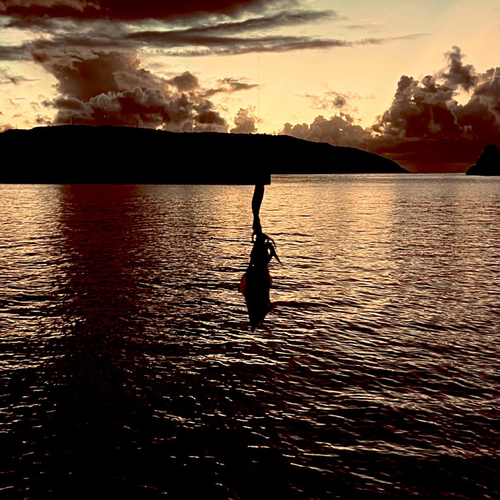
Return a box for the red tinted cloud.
[37,49,228,130]
[0,0,283,21]
[51,88,227,131]
[33,50,161,101]
[281,114,371,149]
[0,6,423,60]
[281,47,500,172]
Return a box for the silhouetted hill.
[466,144,500,176]
[0,126,407,184]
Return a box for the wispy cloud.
[0,27,427,61]
[346,18,385,30]
[0,0,425,60]
[0,67,35,84]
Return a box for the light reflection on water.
[1,175,499,499]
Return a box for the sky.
[0,0,499,172]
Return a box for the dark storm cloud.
[1,6,335,32]
[32,49,163,101]
[122,8,338,53]
[0,0,291,21]
[0,1,342,61]
[371,73,461,139]
[281,47,500,172]
[0,2,424,60]
[371,47,499,142]
[36,49,230,130]
[1,8,339,63]
[49,88,228,131]
[473,68,500,111]
[193,99,227,130]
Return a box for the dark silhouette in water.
[239,184,281,330]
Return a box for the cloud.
[0,0,425,62]
[0,2,425,62]
[280,47,500,172]
[0,0,290,21]
[0,45,31,61]
[440,46,477,92]
[49,88,227,131]
[125,31,425,57]
[35,49,232,130]
[35,114,52,126]
[231,107,258,134]
[0,67,34,84]
[1,6,336,39]
[281,113,372,149]
[193,99,227,131]
[301,90,357,110]
[202,77,257,99]
[345,18,385,30]
[33,49,163,101]
[167,9,337,36]
[167,71,199,92]
[125,31,348,56]
[371,48,499,143]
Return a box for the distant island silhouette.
[466,144,500,176]
[0,126,407,184]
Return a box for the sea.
[1,174,499,499]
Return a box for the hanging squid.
[239,184,281,330]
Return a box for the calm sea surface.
[1,175,499,499]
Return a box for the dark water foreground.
[1,177,499,499]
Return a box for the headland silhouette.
[466,144,500,176]
[0,125,407,184]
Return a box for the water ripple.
[1,177,500,499]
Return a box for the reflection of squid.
[239,184,281,330]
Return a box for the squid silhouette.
[239,184,281,330]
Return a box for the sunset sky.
[0,0,499,172]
